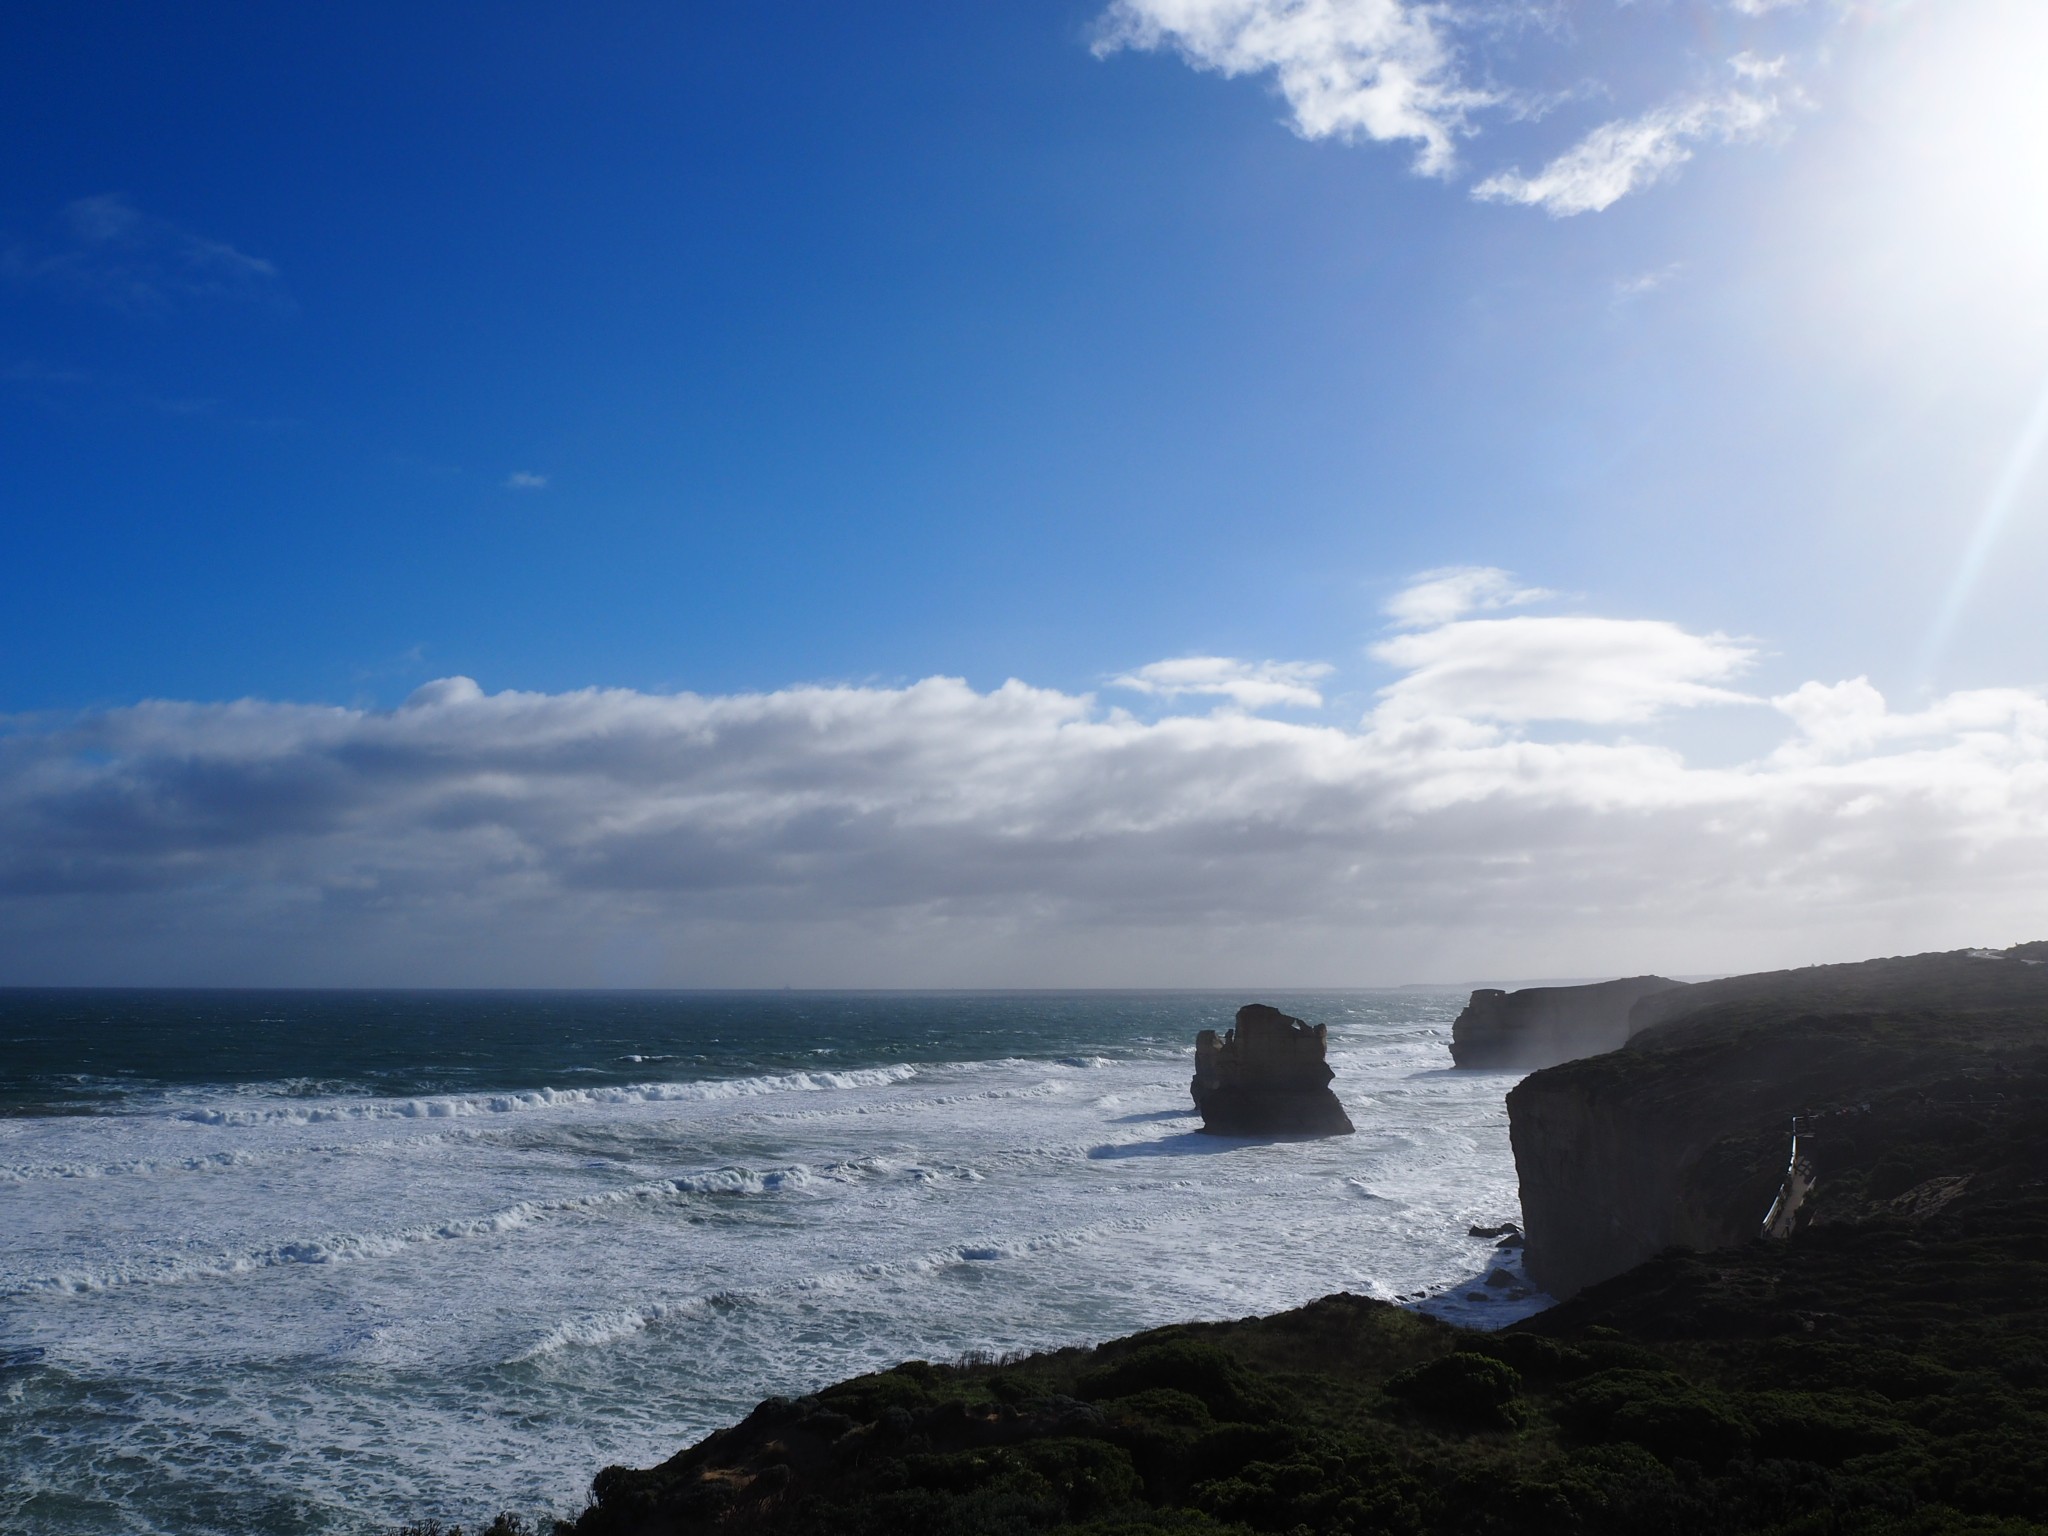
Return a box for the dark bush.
[821,1364,945,1420]
[1097,1388,1216,1430]
[1554,1369,1753,1464]
[1744,1390,1908,1464]
[1385,1350,1524,1430]
[1078,1340,1276,1424]
[1195,1452,1424,1536]
[1461,1332,1595,1385]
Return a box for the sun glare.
[1836,1,2048,328]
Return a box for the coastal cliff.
[1509,945,2048,1298]
[1190,1004,1353,1136]
[1448,975,1686,1071]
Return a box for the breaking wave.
[170,1065,920,1127]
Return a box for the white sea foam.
[8,1164,846,1296]
[168,1064,919,1126]
[1,999,1540,1536]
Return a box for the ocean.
[0,990,1545,1534]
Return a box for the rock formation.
[1508,945,2048,1297]
[1448,975,1686,1071]
[1191,1004,1354,1136]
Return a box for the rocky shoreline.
[417,947,2048,1535]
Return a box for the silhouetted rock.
[1191,1003,1354,1136]
[1449,975,1687,1070]
[1509,944,2048,1297]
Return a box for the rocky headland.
[1509,943,2048,1298]
[1448,975,1687,1071]
[1190,1003,1354,1136]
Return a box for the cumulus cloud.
[1383,566,1552,628]
[1769,678,2048,767]
[504,471,549,490]
[1096,0,1833,212]
[1371,615,1756,723]
[2,194,286,313]
[1093,0,1490,175]
[1112,656,1333,709]
[5,584,2048,985]
[1472,88,1783,216]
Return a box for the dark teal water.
[0,989,1251,1116]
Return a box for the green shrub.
[1554,1369,1753,1464]
[1194,1452,1424,1536]
[1384,1351,1524,1430]
[1098,1388,1217,1430]
[1460,1333,1594,1385]
[1078,1340,1277,1424]
[1744,1390,1908,1464]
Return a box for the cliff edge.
[1449,974,1687,1071]
[1509,944,2048,1298]
[1191,1003,1354,1136]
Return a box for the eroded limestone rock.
[1191,1003,1354,1136]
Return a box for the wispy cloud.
[504,471,549,491]
[2,194,287,313]
[1093,0,1492,176]
[1096,1,1834,213]
[1613,263,1685,301]
[4,575,2046,984]
[1473,87,1785,216]
[1384,566,1552,628]
[1112,656,1333,709]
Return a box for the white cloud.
[1613,263,1685,300]
[1113,655,1333,709]
[1372,615,1756,723]
[1472,88,1783,216]
[1093,0,1491,175]
[504,471,549,490]
[1383,565,1552,628]
[1097,2,1837,213]
[1770,677,2048,766]
[6,589,2048,985]
[1729,51,1788,83]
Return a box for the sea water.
[0,990,1546,1534]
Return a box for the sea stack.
[1191,1004,1354,1136]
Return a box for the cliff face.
[1191,1004,1354,1136]
[1508,946,2048,1298]
[1449,975,1687,1071]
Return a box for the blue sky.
[6,1,2048,985]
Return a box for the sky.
[5,0,2048,986]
